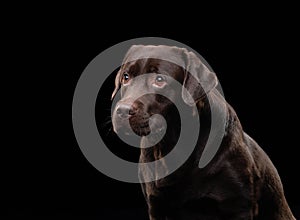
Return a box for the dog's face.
[111,45,218,137]
[112,58,184,136]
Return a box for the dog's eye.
[154,75,166,88]
[155,75,165,83]
[122,72,130,83]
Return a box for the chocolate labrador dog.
[111,45,295,220]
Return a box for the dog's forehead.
[123,45,186,68]
[122,58,184,82]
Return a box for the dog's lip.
[115,124,164,137]
[150,124,165,133]
[149,114,166,134]
[113,123,134,135]
[113,115,165,136]
[113,121,150,136]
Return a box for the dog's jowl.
[111,45,295,220]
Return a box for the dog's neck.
[140,106,181,161]
[139,90,241,188]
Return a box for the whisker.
[101,121,112,128]
[99,122,114,137]
[106,127,113,136]
[98,117,113,132]
[101,117,112,123]
[103,115,112,120]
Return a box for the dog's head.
[111,45,218,136]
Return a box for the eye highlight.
[155,75,165,83]
[154,74,167,87]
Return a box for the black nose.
[116,103,136,119]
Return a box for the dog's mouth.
[113,115,166,137]
[129,118,151,136]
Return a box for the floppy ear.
[182,50,218,106]
[111,69,121,100]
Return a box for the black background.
[2,3,299,219]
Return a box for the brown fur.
[112,45,295,220]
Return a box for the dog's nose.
[116,103,136,119]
